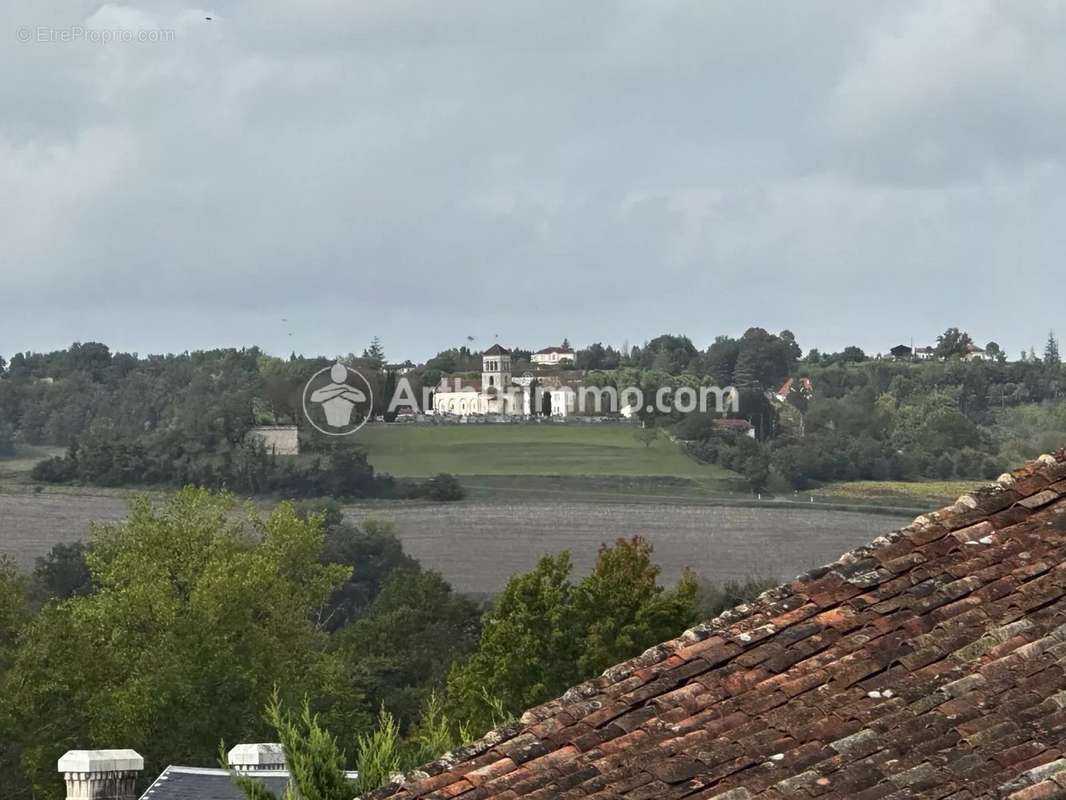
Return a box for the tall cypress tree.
[1045,330,1061,367]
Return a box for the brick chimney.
[58,750,144,800]
[226,743,286,773]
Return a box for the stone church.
[432,345,548,416]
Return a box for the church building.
[431,345,576,417]
[431,345,533,416]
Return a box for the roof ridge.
[366,447,1066,799]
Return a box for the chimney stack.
[58,750,144,800]
[226,743,286,773]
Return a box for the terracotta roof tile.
[369,449,1066,800]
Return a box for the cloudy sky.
[3,1,1064,363]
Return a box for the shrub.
[423,473,465,502]
[30,455,76,483]
[0,423,15,457]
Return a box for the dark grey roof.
[140,767,288,800]
[139,766,354,800]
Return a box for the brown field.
[0,488,130,568]
[0,487,911,595]
[342,499,911,594]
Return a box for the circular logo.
[302,362,374,436]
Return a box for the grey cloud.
[2,1,1064,360]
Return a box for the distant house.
[888,344,938,362]
[772,376,814,403]
[714,418,756,438]
[246,425,299,455]
[963,343,991,362]
[531,344,575,366]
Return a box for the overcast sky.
[3,1,1064,363]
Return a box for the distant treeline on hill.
[0,344,463,500]
[0,327,1062,494]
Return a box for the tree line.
[0,344,463,500]
[0,489,764,799]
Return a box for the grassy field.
[354,424,741,485]
[0,445,66,485]
[814,480,984,507]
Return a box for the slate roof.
[140,766,359,800]
[484,345,512,356]
[535,346,575,355]
[140,767,290,800]
[369,449,1066,800]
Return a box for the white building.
[246,425,299,455]
[531,344,575,366]
[432,346,574,417]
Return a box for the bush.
[696,576,779,619]
[30,455,76,483]
[671,412,716,441]
[423,473,465,502]
[33,542,93,600]
[0,423,15,457]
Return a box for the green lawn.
[353,424,739,483]
[0,445,66,482]
[814,480,983,507]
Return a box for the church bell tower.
[482,344,512,392]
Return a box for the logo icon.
[302,362,374,436]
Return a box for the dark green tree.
[32,542,93,600]
[935,327,974,359]
[362,338,386,365]
[1045,331,1061,367]
[446,540,698,736]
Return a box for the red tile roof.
[714,419,753,432]
[368,450,1066,800]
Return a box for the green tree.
[32,541,93,600]
[445,553,578,733]
[336,569,480,730]
[935,327,974,359]
[310,513,418,631]
[7,490,352,799]
[421,473,465,501]
[839,346,867,364]
[0,422,14,457]
[779,330,802,365]
[572,538,698,677]
[635,335,697,374]
[362,338,386,365]
[230,692,357,800]
[0,559,30,798]
[354,707,403,795]
[1045,331,1061,368]
[447,540,698,736]
[703,336,740,385]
